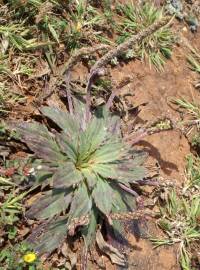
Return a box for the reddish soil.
[100,27,200,270]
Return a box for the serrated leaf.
[28,217,68,255]
[56,132,78,162]
[83,117,107,153]
[82,209,98,247]
[131,151,148,166]
[116,166,147,183]
[111,184,136,212]
[53,162,83,188]
[91,163,146,183]
[92,177,113,216]
[40,106,80,137]
[91,142,125,164]
[68,183,92,222]
[27,189,72,220]
[81,168,97,189]
[13,122,64,163]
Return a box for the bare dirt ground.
[88,27,200,270]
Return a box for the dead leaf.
[96,230,126,267]
[60,242,77,269]
[68,250,77,269]
[61,242,68,258]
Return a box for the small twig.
[183,119,200,127]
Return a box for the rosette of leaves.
[12,98,147,260]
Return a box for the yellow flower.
[23,252,37,263]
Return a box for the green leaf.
[68,183,92,222]
[28,217,68,255]
[116,166,147,183]
[92,177,113,216]
[76,117,107,163]
[96,106,121,135]
[40,106,80,137]
[56,132,78,163]
[27,189,72,220]
[91,142,125,164]
[83,117,107,153]
[130,151,148,166]
[92,163,146,183]
[53,162,83,188]
[14,122,64,163]
[82,209,98,247]
[81,168,98,189]
[72,97,87,128]
[34,170,53,185]
[91,163,118,179]
[48,24,59,43]
[111,184,136,212]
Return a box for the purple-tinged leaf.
[72,97,87,130]
[14,122,64,163]
[26,189,72,220]
[117,166,147,183]
[27,217,68,255]
[40,106,80,136]
[91,163,118,179]
[53,162,83,188]
[56,132,78,162]
[91,163,146,184]
[130,150,148,166]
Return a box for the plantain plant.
[11,96,147,259]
